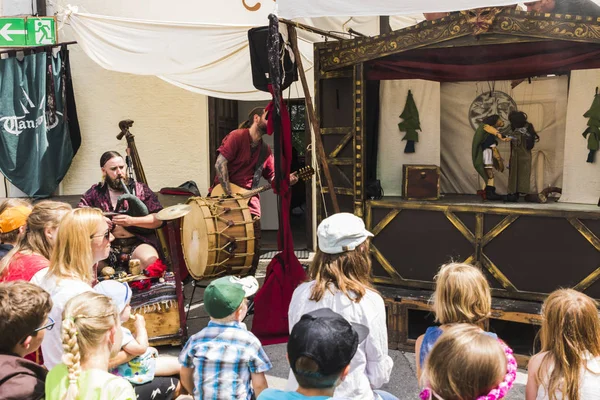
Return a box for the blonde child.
[45,291,136,400]
[94,279,181,399]
[420,324,517,400]
[36,208,114,369]
[179,275,272,400]
[526,289,600,400]
[415,262,494,379]
[1,200,71,282]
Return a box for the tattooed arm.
[215,153,232,196]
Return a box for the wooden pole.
[287,25,340,213]
[279,18,348,41]
[379,16,392,35]
[35,0,47,16]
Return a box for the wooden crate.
[402,164,440,200]
[381,286,542,368]
[124,301,182,347]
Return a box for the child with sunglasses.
[0,281,53,399]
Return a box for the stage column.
[353,63,366,217]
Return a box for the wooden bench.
[379,285,543,368]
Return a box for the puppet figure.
[472,114,511,200]
[506,111,539,202]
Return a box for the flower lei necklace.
[419,339,518,400]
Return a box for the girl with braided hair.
[45,291,135,400]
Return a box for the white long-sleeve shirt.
[286,281,394,400]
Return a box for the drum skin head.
[181,197,255,281]
[181,198,209,280]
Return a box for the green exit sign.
[0,16,57,47]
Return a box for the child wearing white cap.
[94,280,181,399]
[286,213,396,400]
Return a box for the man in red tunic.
[212,107,297,274]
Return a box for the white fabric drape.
[61,6,422,101]
[65,11,311,100]
[440,77,567,194]
[560,69,600,204]
[278,0,522,19]
[377,80,441,196]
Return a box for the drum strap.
[251,141,269,189]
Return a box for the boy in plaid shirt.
[179,276,272,399]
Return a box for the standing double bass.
[116,119,188,345]
[116,119,171,260]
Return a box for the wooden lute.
[211,166,314,199]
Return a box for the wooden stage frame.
[366,196,600,302]
[312,8,600,303]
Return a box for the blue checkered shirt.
[179,320,272,400]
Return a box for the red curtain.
[251,87,307,346]
[367,41,600,81]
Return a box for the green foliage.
[583,94,600,162]
[398,90,421,153]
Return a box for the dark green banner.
[0,48,80,197]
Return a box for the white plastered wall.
[59,43,210,196]
[59,20,211,196]
[377,80,441,195]
[560,69,600,204]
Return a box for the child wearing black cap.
[287,213,395,400]
[259,308,368,400]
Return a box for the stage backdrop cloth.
[439,77,567,195]
[561,69,600,204]
[377,80,440,196]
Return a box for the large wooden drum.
[181,197,255,281]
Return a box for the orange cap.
[0,206,32,233]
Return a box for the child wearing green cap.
[179,275,272,400]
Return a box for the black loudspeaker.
[248,26,298,92]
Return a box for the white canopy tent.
[277,0,521,18]
[53,0,536,101]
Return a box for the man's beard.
[257,121,268,136]
[105,175,129,191]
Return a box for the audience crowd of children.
[1,199,600,400]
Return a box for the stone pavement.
[160,264,528,399]
[164,343,527,399]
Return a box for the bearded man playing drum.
[78,151,166,277]
[211,107,297,275]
